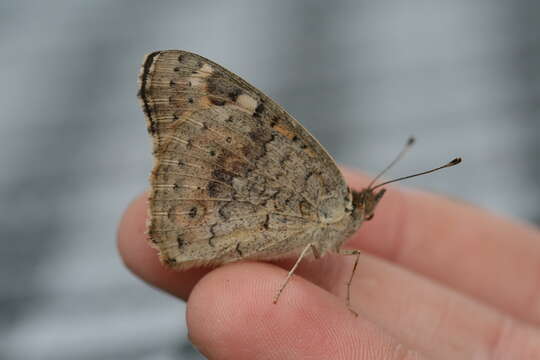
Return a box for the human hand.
[117,168,540,359]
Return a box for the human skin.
[117,168,540,360]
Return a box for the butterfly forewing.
[138,50,352,267]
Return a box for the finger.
[118,165,540,326]
[187,262,426,360]
[340,252,540,360]
[117,198,425,358]
[117,193,209,299]
[341,167,540,325]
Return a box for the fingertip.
[186,262,365,359]
[117,192,151,272]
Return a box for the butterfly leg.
[273,243,319,304]
[339,249,361,316]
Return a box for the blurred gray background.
[1,1,538,359]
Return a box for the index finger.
[117,168,540,325]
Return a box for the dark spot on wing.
[207,73,242,102]
[177,235,185,248]
[218,206,228,220]
[235,243,243,257]
[164,257,177,266]
[209,97,226,106]
[254,103,265,117]
[208,224,217,247]
[248,128,272,143]
[212,168,234,185]
[149,231,160,244]
[148,121,158,135]
[207,182,225,198]
[243,129,273,161]
[228,88,242,101]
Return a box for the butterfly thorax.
[326,187,386,250]
[318,196,351,224]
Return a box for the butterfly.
[138,50,460,312]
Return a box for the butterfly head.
[346,137,461,223]
[351,188,386,222]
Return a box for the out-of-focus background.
[1,1,538,359]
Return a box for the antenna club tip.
[449,157,462,166]
[407,137,416,146]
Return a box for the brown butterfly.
[138,50,460,312]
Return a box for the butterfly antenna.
[367,136,415,189]
[371,157,462,190]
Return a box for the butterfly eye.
[366,214,374,221]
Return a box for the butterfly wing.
[138,50,352,268]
